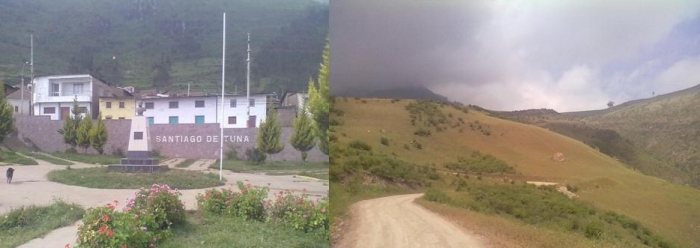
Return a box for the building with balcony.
[31,74,124,120]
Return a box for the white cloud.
[654,56,700,94]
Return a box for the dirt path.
[335,193,487,248]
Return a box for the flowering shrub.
[126,183,186,230]
[197,181,268,221]
[75,201,154,248]
[196,182,329,236]
[267,190,329,235]
[76,183,185,248]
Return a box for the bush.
[414,128,431,137]
[197,182,268,221]
[245,148,267,165]
[348,140,372,151]
[267,190,329,236]
[585,221,604,239]
[225,145,240,160]
[380,137,390,146]
[125,184,186,230]
[423,188,451,204]
[76,184,187,248]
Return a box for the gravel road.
[335,193,487,248]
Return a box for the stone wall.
[14,116,327,162]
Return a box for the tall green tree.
[256,105,284,162]
[307,38,329,155]
[290,107,316,162]
[0,84,15,145]
[58,98,83,152]
[90,112,108,155]
[77,113,93,153]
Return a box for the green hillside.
[0,0,328,93]
[330,97,700,247]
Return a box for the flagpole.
[219,12,226,181]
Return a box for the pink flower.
[321,207,326,213]
[106,230,114,237]
[65,243,70,248]
[102,214,110,221]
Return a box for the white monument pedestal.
[127,115,151,159]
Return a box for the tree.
[289,107,316,161]
[256,105,284,162]
[0,85,15,145]
[607,101,614,108]
[77,113,93,153]
[307,38,329,155]
[58,98,83,152]
[90,112,108,154]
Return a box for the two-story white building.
[139,93,269,128]
[31,74,122,120]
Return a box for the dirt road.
[335,193,486,248]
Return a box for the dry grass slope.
[332,97,700,247]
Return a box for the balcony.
[37,93,91,103]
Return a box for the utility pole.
[246,33,251,121]
[20,62,28,114]
[218,12,226,181]
[29,34,34,116]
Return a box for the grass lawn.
[175,159,197,168]
[50,152,121,165]
[20,152,74,165]
[47,167,225,189]
[211,159,328,172]
[0,200,84,248]
[159,211,328,248]
[0,149,38,165]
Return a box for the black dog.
[6,167,14,184]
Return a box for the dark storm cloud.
[330,0,493,93]
[330,0,700,112]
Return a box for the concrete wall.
[14,116,327,162]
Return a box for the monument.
[108,102,167,172]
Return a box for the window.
[230,99,237,108]
[169,101,179,109]
[51,83,60,96]
[44,107,56,114]
[14,106,18,113]
[195,100,205,108]
[147,117,154,125]
[118,117,125,120]
[134,132,143,140]
[249,98,255,107]
[119,102,125,108]
[106,102,112,108]
[78,107,88,113]
[195,115,205,124]
[228,116,237,124]
[169,116,179,124]
[73,83,84,94]
[145,102,154,109]
[105,116,113,120]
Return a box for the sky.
[330,0,700,112]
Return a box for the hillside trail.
[335,193,488,248]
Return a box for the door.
[60,107,70,120]
[247,115,256,128]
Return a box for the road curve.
[335,193,486,248]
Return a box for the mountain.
[330,97,700,247]
[337,85,448,102]
[0,0,328,93]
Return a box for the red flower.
[98,225,106,233]
[102,214,110,221]
[106,230,114,237]
[65,243,70,248]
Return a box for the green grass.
[0,200,85,248]
[298,171,329,180]
[47,167,225,189]
[159,211,328,248]
[211,159,328,172]
[50,152,121,165]
[0,149,38,165]
[20,152,74,165]
[175,159,197,168]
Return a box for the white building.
[6,84,31,115]
[139,93,269,128]
[31,75,122,120]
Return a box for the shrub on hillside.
[380,137,390,146]
[348,140,372,151]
